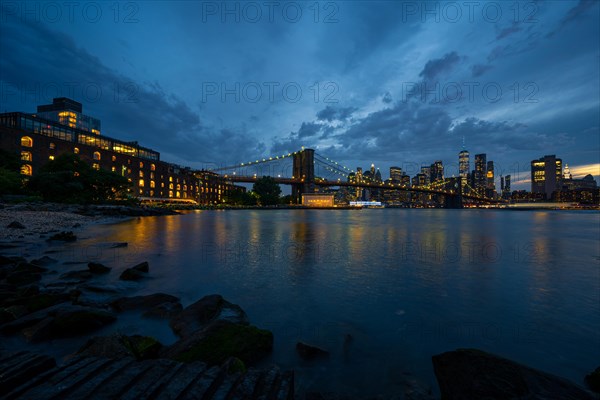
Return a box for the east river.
[30,209,600,396]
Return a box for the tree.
[252,176,281,206]
[28,154,130,203]
[0,149,24,195]
[223,189,257,206]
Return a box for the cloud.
[471,64,493,78]
[0,18,266,167]
[419,52,462,82]
[382,92,393,104]
[316,106,358,122]
[548,0,599,37]
[496,22,523,40]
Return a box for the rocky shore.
[1,203,598,399]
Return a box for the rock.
[30,256,58,266]
[296,342,330,360]
[169,294,249,338]
[132,261,149,273]
[60,270,92,281]
[15,262,47,274]
[7,221,25,229]
[585,366,600,393]
[47,231,76,242]
[72,223,81,228]
[22,304,116,342]
[6,271,41,286]
[143,301,183,319]
[110,242,128,248]
[162,319,273,366]
[79,284,119,293]
[0,255,16,266]
[76,334,162,361]
[119,268,145,281]
[87,262,110,274]
[111,293,180,312]
[432,348,594,400]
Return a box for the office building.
[531,155,562,199]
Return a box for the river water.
[67,209,600,395]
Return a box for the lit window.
[111,166,116,172]
[49,143,56,149]
[92,163,100,170]
[151,164,156,171]
[20,164,32,175]
[169,183,174,189]
[150,190,154,196]
[139,179,145,187]
[150,180,155,188]
[93,151,101,161]
[21,151,32,161]
[139,171,144,178]
[74,172,80,177]
[177,184,181,190]
[139,189,143,195]
[127,168,131,174]
[176,191,181,198]
[161,182,164,188]
[169,190,173,198]
[21,136,33,147]
[74,147,79,154]
[139,162,144,168]
[169,177,173,182]
[112,155,116,162]
[49,155,55,160]
[150,172,154,179]
[128,159,131,165]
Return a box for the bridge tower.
[292,148,315,202]
[443,177,463,209]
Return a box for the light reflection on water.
[75,209,599,396]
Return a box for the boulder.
[585,366,600,393]
[110,242,128,248]
[47,231,77,242]
[15,262,47,273]
[111,293,181,312]
[60,270,92,281]
[143,301,183,319]
[432,349,594,400]
[21,304,116,342]
[132,261,149,273]
[30,256,58,266]
[169,294,249,338]
[7,221,25,229]
[296,342,330,360]
[87,262,111,274]
[76,334,162,360]
[162,319,273,366]
[119,268,145,281]
[6,271,41,286]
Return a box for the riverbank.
[0,203,178,241]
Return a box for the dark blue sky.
[1,1,599,188]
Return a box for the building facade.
[0,99,240,204]
[531,155,562,199]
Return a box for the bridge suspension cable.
[210,150,298,172]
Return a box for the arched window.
[92,163,100,170]
[139,179,145,187]
[21,136,33,147]
[151,164,156,171]
[150,180,155,188]
[139,171,144,178]
[74,147,79,154]
[21,151,32,161]
[139,162,144,168]
[93,151,101,160]
[49,143,56,149]
[20,164,32,175]
[111,155,116,162]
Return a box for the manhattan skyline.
[1,1,599,190]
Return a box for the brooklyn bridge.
[210,148,506,209]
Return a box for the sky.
[1,0,599,189]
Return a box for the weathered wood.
[0,351,294,400]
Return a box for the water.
[71,209,599,395]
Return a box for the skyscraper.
[459,150,469,187]
[431,160,444,183]
[486,160,495,198]
[474,154,487,196]
[390,166,402,183]
[531,155,562,199]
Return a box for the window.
[20,164,32,175]
[151,164,156,171]
[112,155,116,162]
[161,182,164,188]
[21,136,33,147]
[139,171,144,178]
[169,183,174,189]
[74,147,79,154]
[93,151,101,161]
[139,179,145,187]
[139,162,144,168]
[150,190,154,196]
[49,143,56,150]
[111,166,116,172]
[49,155,55,160]
[150,172,154,179]
[150,180,155,188]
[21,151,32,161]
[92,163,100,170]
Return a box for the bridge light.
[241,163,244,166]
